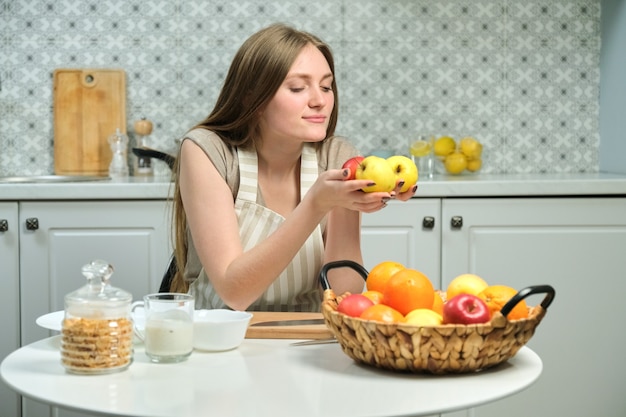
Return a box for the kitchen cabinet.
[0,203,20,417]
[0,200,172,417]
[362,197,626,417]
[361,198,441,279]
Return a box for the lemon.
[404,309,443,326]
[444,152,468,174]
[433,136,456,157]
[409,140,432,158]
[467,158,482,172]
[459,137,482,160]
[446,273,489,299]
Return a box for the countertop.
[0,176,174,200]
[416,171,626,197]
[1,172,625,201]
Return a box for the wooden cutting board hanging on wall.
[53,69,126,175]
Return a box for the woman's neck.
[256,140,303,179]
[255,141,302,215]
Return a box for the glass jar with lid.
[60,260,133,374]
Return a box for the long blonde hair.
[170,23,339,292]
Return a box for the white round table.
[1,336,542,417]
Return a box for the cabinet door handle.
[0,219,8,232]
[450,215,463,229]
[422,216,435,229]
[25,217,39,230]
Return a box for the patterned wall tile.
[0,0,601,176]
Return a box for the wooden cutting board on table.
[245,311,333,340]
[53,69,126,175]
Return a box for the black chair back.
[158,256,177,293]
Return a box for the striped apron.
[189,143,325,312]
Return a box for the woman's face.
[258,44,334,145]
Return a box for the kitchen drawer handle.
[450,215,463,229]
[422,216,435,229]
[0,219,8,232]
[25,217,39,230]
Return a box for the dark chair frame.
[158,256,177,293]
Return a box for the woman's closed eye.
[289,86,333,93]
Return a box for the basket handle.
[319,260,369,291]
[500,285,556,316]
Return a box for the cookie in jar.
[61,260,133,374]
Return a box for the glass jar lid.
[64,259,132,319]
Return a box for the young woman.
[169,23,416,312]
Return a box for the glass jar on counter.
[61,260,133,374]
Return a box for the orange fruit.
[366,261,405,293]
[382,269,435,316]
[431,290,446,315]
[361,290,384,304]
[446,273,488,300]
[477,285,529,320]
[360,304,405,324]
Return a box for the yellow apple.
[446,273,489,300]
[404,308,443,326]
[386,155,418,193]
[355,156,396,192]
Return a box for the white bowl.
[193,309,253,352]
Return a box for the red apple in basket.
[342,156,365,180]
[337,294,374,318]
[443,293,490,324]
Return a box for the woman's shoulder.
[183,128,237,162]
[182,128,240,196]
[184,128,232,153]
[318,136,360,170]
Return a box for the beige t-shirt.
[181,128,360,284]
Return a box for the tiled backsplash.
[0,0,600,176]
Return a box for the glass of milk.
[132,293,194,363]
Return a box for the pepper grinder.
[108,128,129,178]
[133,117,154,176]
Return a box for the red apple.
[342,156,365,180]
[442,293,490,324]
[337,294,374,317]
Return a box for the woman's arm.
[322,206,367,295]
[179,140,388,311]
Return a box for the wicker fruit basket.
[319,260,555,374]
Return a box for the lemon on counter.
[444,152,468,174]
[433,136,456,157]
[409,139,432,158]
[467,158,482,172]
[459,137,482,160]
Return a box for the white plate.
[36,311,64,331]
[36,309,146,332]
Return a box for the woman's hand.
[392,179,418,202]
[306,169,412,214]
